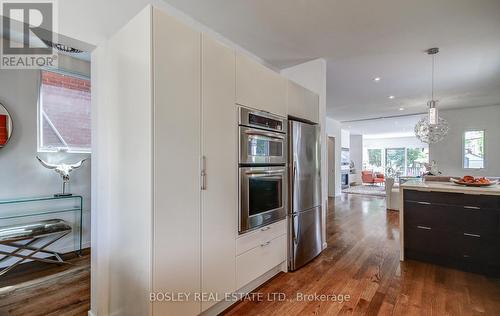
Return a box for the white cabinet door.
[287,80,305,119]
[236,220,287,255]
[304,88,319,123]
[201,34,237,311]
[153,9,201,316]
[236,53,287,116]
[236,235,287,289]
[286,80,319,123]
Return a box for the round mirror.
[0,103,13,148]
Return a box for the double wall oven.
[239,106,287,234]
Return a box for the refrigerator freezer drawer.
[289,206,322,271]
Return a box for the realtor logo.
[1,0,58,69]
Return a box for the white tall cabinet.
[153,8,202,316]
[200,35,238,311]
[95,5,319,316]
[97,6,237,316]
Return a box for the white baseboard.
[88,310,96,316]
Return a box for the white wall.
[281,58,328,249]
[363,136,427,149]
[350,134,363,177]
[341,129,350,148]
[430,105,500,177]
[326,117,342,196]
[0,60,91,267]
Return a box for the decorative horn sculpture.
[36,156,88,197]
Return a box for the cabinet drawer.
[462,194,500,209]
[405,226,454,256]
[404,190,464,205]
[460,233,498,265]
[236,220,286,255]
[404,202,461,232]
[236,234,286,288]
[462,207,499,235]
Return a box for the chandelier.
[415,48,449,144]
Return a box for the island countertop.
[399,180,500,270]
[400,180,500,196]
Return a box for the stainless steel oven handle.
[244,130,285,140]
[245,170,285,176]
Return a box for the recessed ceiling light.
[388,95,395,99]
[373,77,381,82]
[399,107,405,111]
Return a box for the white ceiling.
[0,16,92,61]
[342,114,425,138]
[163,0,500,121]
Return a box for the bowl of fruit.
[450,176,498,187]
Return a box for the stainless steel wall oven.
[239,166,287,233]
[238,106,287,234]
[239,107,287,165]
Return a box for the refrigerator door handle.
[291,161,297,212]
[292,160,297,184]
[293,214,299,245]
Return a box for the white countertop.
[400,180,500,196]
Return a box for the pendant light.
[415,47,449,144]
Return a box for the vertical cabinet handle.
[200,156,207,190]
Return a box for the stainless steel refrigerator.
[288,120,322,271]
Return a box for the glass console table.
[0,195,83,255]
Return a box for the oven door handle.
[244,130,285,140]
[245,170,285,176]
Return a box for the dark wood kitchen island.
[400,180,500,275]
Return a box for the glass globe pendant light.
[415,48,449,144]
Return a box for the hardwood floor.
[1,194,499,315]
[0,250,90,316]
[223,194,500,316]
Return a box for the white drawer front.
[236,220,286,255]
[236,234,286,289]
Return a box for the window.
[385,148,405,174]
[38,69,91,152]
[363,146,429,177]
[367,149,382,168]
[463,130,485,169]
[406,148,428,176]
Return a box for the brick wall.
[41,70,91,150]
